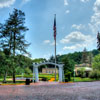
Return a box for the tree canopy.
[92,54,100,71]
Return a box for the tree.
[0,50,12,83]
[16,54,33,72]
[88,52,93,66]
[0,9,30,83]
[92,49,99,56]
[0,22,13,82]
[97,32,100,50]
[82,48,88,64]
[67,52,82,64]
[0,51,6,77]
[7,9,30,83]
[62,56,75,81]
[24,67,32,75]
[49,55,55,62]
[92,54,100,71]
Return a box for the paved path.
[0,81,100,100]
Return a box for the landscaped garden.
[0,73,100,85]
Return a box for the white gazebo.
[33,62,64,82]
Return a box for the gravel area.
[0,81,100,100]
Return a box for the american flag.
[53,14,56,40]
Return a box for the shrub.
[64,71,71,82]
[81,73,86,78]
[89,70,100,79]
[24,67,32,75]
[77,68,86,78]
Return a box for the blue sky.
[0,0,100,59]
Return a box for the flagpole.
[55,31,56,82]
[54,14,56,82]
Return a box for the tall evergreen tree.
[7,9,30,83]
[82,48,88,64]
[88,52,93,66]
[0,9,30,83]
[0,20,12,83]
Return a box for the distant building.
[75,63,92,76]
[42,68,58,74]
[75,63,91,68]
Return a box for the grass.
[0,73,58,84]
[0,74,100,85]
[16,73,59,81]
[39,73,59,81]
[74,77,100,82]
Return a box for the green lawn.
[0,73,58,84]
[39,73,59,81]
[73,77,100,82]
[0,74,100,84]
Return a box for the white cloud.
[43,40,50,44]
[64,0,68,6]
[60,31,95,50]
[93,0,100,13]
[63,46,76,50]
[80,0,90,3]
[23,0,30,2]
[22,0,31,3]
[63,44,87,50]
[50,42,58,46]
[0,0,15,8]
[65,10,70,14]
[60,31,93,44]
[21,0,31,5]
[89,0,100,34]
[43,40,58,46]
[72,24,85,30]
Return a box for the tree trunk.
[13,69,16,83]
[12,32,16,83]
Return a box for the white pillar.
[34,66,39,82]
[33,65,35,82]
[59,65,63,82]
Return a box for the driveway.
[0,81,100,100]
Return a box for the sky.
[0,0,100,59]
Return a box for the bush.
[16,67,24,75]
[77,68,86,78]
[81,73,86,78]
[89,70,100,79]
[64,71,71,82]
[24,67,32,75]
[24,74,32,78]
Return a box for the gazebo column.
[59,65,63,82]
[34,66,39,82]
